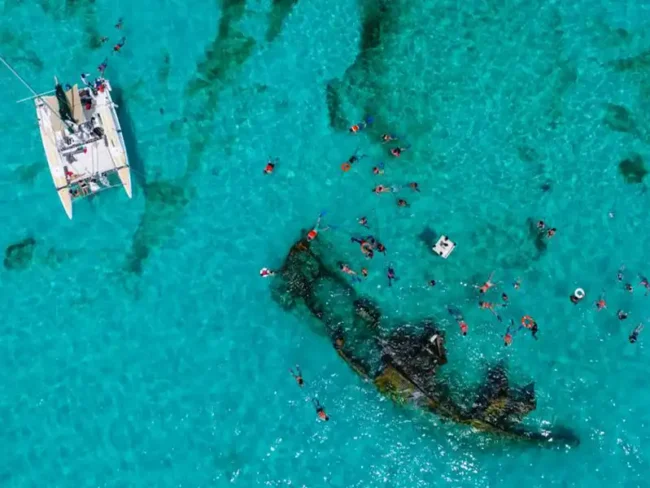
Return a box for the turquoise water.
[1,0,650,485]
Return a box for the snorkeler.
[595,296,607,311]
[115,18,124,29]
[289,365,304,387]
[617,265,625,282]
[387,265,398,287]
[373,185,393,194]
[381,134,398,143]
[397,199,410,208]
[259,268,275,278]
[630,324,644,343]
[504,319,518,346]
[358,216,369,228]
[306,212,330,242]
[447,307,468,336]
[547,227,557,238]
[376,242,386,255]
[513,278,521,290]
[429,280,436,287]
[338,262,361,282]
[479,301,502,322]
[361,268,368,278]
[390,145,410,157]
[617,310,629,321]
[349,116,374,133]
[476,272,497,294]
[640,275,650,295]
[372,163,385,175]
[113,37,126,53]
[264,157,278,175]
[97,58,108,75]
[537,220,545,230]
[313,399,329,421]
[100,36,109,44]
[501,292,509,305]
[408,182,420,192]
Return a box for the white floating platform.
[433,235,455,259]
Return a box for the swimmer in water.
[381,134,397,143]
[313,399,329,421]
[372,163,385,175]
[617,310,629,321]
[338,262,361,282]
[289,366,304,387]
[115,18,124,29]
[595,296,607,310]
[386,265,396,284]
[537,220,545,230]
[530,320,539,340]
[358,216,369,228]
[373,185,392,194]
[259,268,275,278]
[504,325,513,347]
[617,266,625,282]
[100,36,109,45]
[376,242,386,255]
[476,272,497,294]
[390,145,410,157]
[306,212,330,242]
[625,283,634,293]
[429,280,436,287]
[629,324,644,343]
[547,227,556,238]
[361,268,368,278]
[349,116,373,133]
[409,182,420,192]
[263,157,278,175]
[397,198,410,207]
[501,292,509,305]
[479,301,502,321]
[449,308,468,336]
[513,278,521,290]
[640,275,650,295]
[97,58,108,75]
[113,37,126,53]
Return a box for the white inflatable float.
[433,235,456,259]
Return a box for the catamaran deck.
[36,79,131,219]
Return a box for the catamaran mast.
[0,55,74,130]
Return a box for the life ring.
[341,162,351,172]
[574,288,585,300]
[521,315,535,329]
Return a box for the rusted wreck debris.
[271,236,579,447]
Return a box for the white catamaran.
[0,56,132,219]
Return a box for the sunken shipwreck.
[270,230,580,447]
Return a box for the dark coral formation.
[603,104,637,134]
[266,0,299,43]
[619,154,648,184]
[271,235,579,447]
[4,237,36,270]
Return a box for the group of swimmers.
[289,366,330,422]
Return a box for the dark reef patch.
[125,181,191,275]
[266,0,299,43]
[603,104,637,134]
[4,237,36,270]
[619,154,648,184]
[610,50,650,72]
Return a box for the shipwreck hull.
[271,236,579,447]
